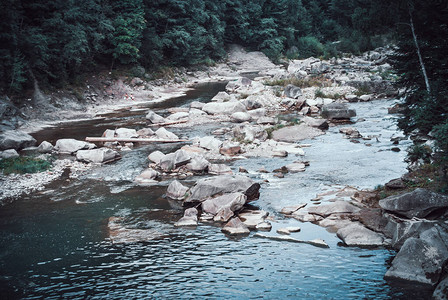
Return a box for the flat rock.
[159,149,191,172]
[272,124,324,142]
[115,128,138,138]
[379,188,448,219]
[277,227,301,235]
[221,217,250,235]
[208,164,233,175]
[231,112,251,122]
[202,101,247,115]
[308,201,361,218]
[108,217,164,243]
[175,208,198,227]
[76,147,119,163]
[285,162,306,173]
[336,223,385,247]
[321,103,356,120]
[239,210,268,229]
[146,110,166,123]
[55,139,95,154]
[256,222,272,231]
[0,130,36,151]
[302,116,329,130]
[167,112,189,121]
[166,180,189,200]
[254,233,329,248]
[155,127,179,140]
[281,204,307,215]
[198,136,222,152]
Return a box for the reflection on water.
[0,85,433,298]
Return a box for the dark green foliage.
[0,157,51,175]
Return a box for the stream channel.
[0,82,433,298]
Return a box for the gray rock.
[208,164,233,175]
[190,101,205,109]
[433,276,448,300]
[389,219,436,249]
[202,101,247,115]
[55,139,95,154]
[37,141,53,153]
[271,124,324,142]
[148,150,165,164]
[115,128,138,138]
[0,149,19,159]
[137,128,155,137]
[242,97,263,110]
[202,192,247,222]
[175,208,198,227]
[76,148,119,163]
[302,116,329,130]
[239,210,269,229]
[219,142,241,156]
[166,180,189,200]
[135,168,159,184]
[159,149,191,172]
[221,217,250,235]
[385,225,448,286]
[280,204,307,215]
[198,136,222,152]
[155,127,179,140]
[385,178,406,189]
[0,130,36,151]
[321,103,356,120]
[308,201,361,218]
[231,112,251,123]
[336,223,385,247]
[211,91,231,102]
[233,124,268,142]
[247,108,266,119]
[285,162,306,173]
[379,188,448,219]
[284,84,303,99]
[185,156,210,173]
[254,233,329,248]
[146,110,166,124]
[256,222,272,231]
[257,117,276,125]
[185,175,257,203]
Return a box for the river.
[0,82,433,298]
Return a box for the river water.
[0,83,433,298]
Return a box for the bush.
[296,36,325,59]
[406,144,432,164]
[432,121,448,154]
[0,157,51,175]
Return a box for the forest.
[0,0,447,162]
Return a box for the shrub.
[296,36,325,59]
[406,144,432,164]
[0,157,51,175]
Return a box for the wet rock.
[291,210,323,222]
[385,178,406,190]
[198,136,222,152]
[202,192,247,222]
[281,204,307,215]
[277,227,301,235]
[359,95,372,101]
[155,127,179,140]
[166,180,189,200]
[345,94,358,102]
[222,217,250,235]
[336,223,385,247]
[175,208,198,227]
[185,156,210,173]
[186,175,258,203]
[239,210,269,229]
[55,139,95,154]
[339,127,362,138]
[302,116,329,130]
[245,183,261,201]
[271,124,324,142]
[135,168,159,184]
[37,141,53,153]
[307,201,361,218]
[148,150,165,164]
[321,103,356,120]
[76,147,119,163]
[254,233,330,248]
[0,130,37,151]
[0,149,19,159]
[388,219,437,250]
[108,217,164,243]
[285,162,306,173]
[219,142,241,156]
[385,225,448,286]
[284,84,303,99]
[208,164,233,175]
[256,222,272,231]
[231,112,251,123]
[115,128,138,138]
[146,110,166,124]
[202,101,247,115]
[379,188,448,219]
[433,277,448,300]
[159,149,191,172]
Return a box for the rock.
[385,178,406,189]
[302,116,329,130]
[208,164,233,175]
[159,149,191,172]
[202,101,247,115]
[306,98,333,107]
[135,168,159,184]
[239,210,269,229]
[339,127,362,138]
[189,108,207,117]
[379,188,448,219]
[277,227,301,235]
[202,192,247,222]
[155,127,179,140]
[359,95,372,101]
[321,103,356,120]
[190,101,205,109]
[308,201,361,218]
[245,183,261,201]
[185,175,258,203]
[0,130,36,151]
[233,124,268,142]
[146,110,166,124]
[256,222,272,231]
[198,136,222,152]
[115,128,138,138]
[103,129,115,138]
[148,150,165,164]
[273,150,288,157]
[0,149,19,159]
[291,210,323,222]
[166,180,189,200]
[219,142,241,156]
[225,77,252,91]
[247,108,266,119]
[257,117,276,125]
[336,223,385,247]
[285,162,306,173]
[185,156,210,173]
[55,139,95,154]
[231,112,251,123]
[389,220,437,250]
[76,147,119,163]
[272,124,324,142]
[254,233,329,248]
[137,128,155,137]
[37,141,53,153]
[167,112,189,121]
[385,225,448,286]
[345,94,358,101]
[284,84,303,99]
[212,91,231,102]
[241,97,263,110]
[239,167,248,173]
[108,217,164,243]
[175,208,198,227]
[222,217,250,235]
[281,204,307,215]
[433,277,448,300]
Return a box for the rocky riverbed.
[1,45,447,298]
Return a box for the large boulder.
[37,141,53,153]
[175,208,198,227]
[284,84,303,99]
[379,188,448,219]
[159,149,191,172]
[271,124,324,143]
[321,103,356,120]
[385,225,448,286]
[336,223,385,247]
[0,130,36,151]
[146,110,166,124]
[76,147,119,163]
[148,150,165,164]
[0,149,19,159]
[231,112,252,123]
[166,180,189,200]
[185,175,258,203]
[202,192,247,222]
[115,128,138,138]
[202,101,247,115]
[185,156,210,173]
[135,168,159,184]
[55,139,95,154]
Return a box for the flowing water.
[0,83,433,299]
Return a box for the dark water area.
[1,83,434,299]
